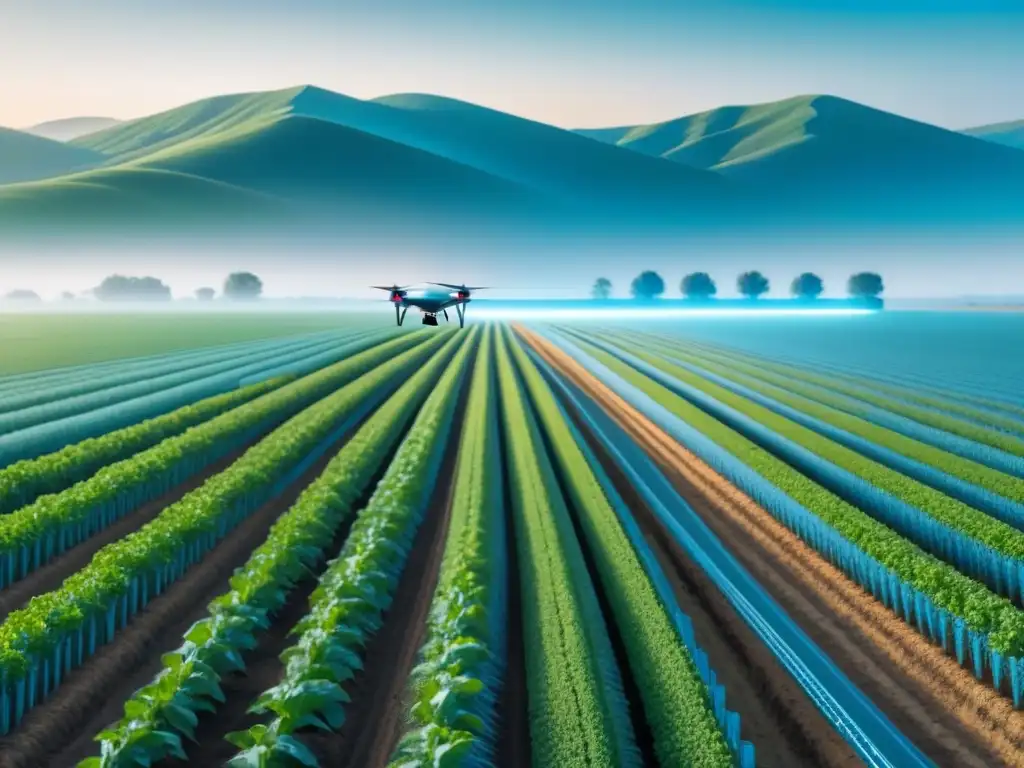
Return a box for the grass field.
[0,315,1021,768]
[0,313,362,375]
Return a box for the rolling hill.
[0,127,105,184]
[963,119,1024,151]
[26,117,121,142]
[575,95,1024,220]
[71,85,732,217]
[0,113,561,235]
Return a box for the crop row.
[552,331,1024,702]
[0,330,450,734]
[82,330,470,766]
[224,327,477,766]
[0,333,343,436]
[495,327,640,768]
[0,331,428,591]
[0,376,286,515]
[0,331,335,399]
[509,328,739,766]
[0,328,400,468]
[0,330,354,417]
[392,326,509,766]
[679,336,1024,419]
[622,335,1024,507]
[614,331,1024,480]
[670,336,1024,457]
[584,332,1024,602]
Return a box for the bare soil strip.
[0,443,258,624]
[12,423,374,768]
[303,371,471,768]
[520,326,1024,768]
[493,396,531,768]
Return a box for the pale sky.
[2,0,1023,131]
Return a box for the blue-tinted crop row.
[546,328,1024,710]
[0,329,398,467]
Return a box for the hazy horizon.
[3,1,1023,131]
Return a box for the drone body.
[370,282,487,327]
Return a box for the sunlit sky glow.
[2,0,1023,130]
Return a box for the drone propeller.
[429,282,490,292]
[370,284,410,292]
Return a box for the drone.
[371,282,488,328]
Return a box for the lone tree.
[681,272,717,300]
[4,289,40,302]
[737,271,770,299]
[95,275,172,302]
[791,272,824,300]
[224,272,263,300]
[630,271,665,300]
[847,272,884,299]
[195,287,216,301]
[591,277,612,300]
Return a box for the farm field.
[0,314,1022,767]
[0,313,367,375]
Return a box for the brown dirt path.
[518,325,1024,768]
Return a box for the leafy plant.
[224,329,477,766]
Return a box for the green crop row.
[653,335,1024,458]
[0,331,453,734]
[79,332,468,768]
[0,331,429,591]
[569,337,1024,656]
[495,328,640,768]
[595,333,1024,566]
[611,332,1024,505]
[0,375,290,516]
[390,327,509,767]
[224,328,477,768]
[508,331,733,767]
[680,336,1024,426]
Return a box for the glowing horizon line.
[470,307,877,319]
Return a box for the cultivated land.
[0,313,367,375]
[0,315,1023,767]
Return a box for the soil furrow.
[522,326,1024,768]
[12,421,374,768]
[304,368,470,768]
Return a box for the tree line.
[591,271,884,300]
[1,272,264,303]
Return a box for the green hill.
[71,85,729,215]
[0,166,287,230]
[963,119,1024,150]
[129,113,550,215]
[0,127,105,184]
[26,117,121,142]
[575,95,1024,220]
[0,114,558,233]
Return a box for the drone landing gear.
[395,305,408,327]
[422,313,438,326]
[455,303,466,329]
